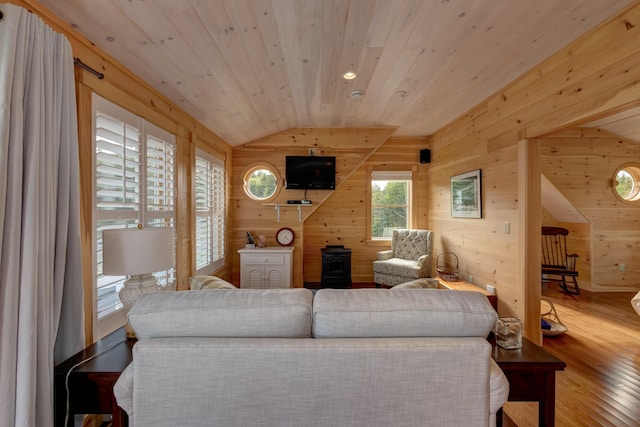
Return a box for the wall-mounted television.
[285,156,336,190]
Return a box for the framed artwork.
[451,169,482,218]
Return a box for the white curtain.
[0,4,84,427]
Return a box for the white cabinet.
[237,246,294,288]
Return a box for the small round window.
[613,164,640,202]
[243,163,281,201]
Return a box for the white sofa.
[114,288,509,427]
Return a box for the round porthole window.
[243,163,281,201]
[613,164,640,202]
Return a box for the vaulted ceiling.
[39,0,637,146]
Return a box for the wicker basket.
[541,298,568,336]
[436,252,460,282]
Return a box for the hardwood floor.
[504,284,640,426]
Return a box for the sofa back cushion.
[129,288,313,339]
[313,288,496,338]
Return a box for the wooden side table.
[492,337,566,427]
[54,327,133,427]
[437,278,498,310]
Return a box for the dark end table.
[54,327,133,427]
[492,336,566,427]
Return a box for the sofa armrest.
[377,250,393,261]
[489,359,509,426]
[113,362,134,417]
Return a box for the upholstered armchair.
[373,229,433,287]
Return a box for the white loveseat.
[114,288,509,427]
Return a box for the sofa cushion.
[189,275,237,290]
[392,278,440,289]
[313,289,497,338]
[129,288,313,339]
[372,258,422,279]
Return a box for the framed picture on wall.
[451,169,482,218]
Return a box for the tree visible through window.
[614,164,640,202]
[243,165,279,201]
[371,171,411,239]
[248,169,276,199]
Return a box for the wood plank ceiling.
[38,0,637,146]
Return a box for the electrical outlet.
[308,148,316,156]
[486,285,496,294]
[619,263,626,272]
[468,275,473,284]
[504,222,510,234]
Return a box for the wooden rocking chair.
[541,226,580,295]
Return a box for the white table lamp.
[103,226,175,337]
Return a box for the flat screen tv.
[285,156,336,190]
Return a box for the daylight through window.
[243,164,280,201]
[195,149,225,274]
[93,94,176,337]
[371,171,412,239]
[613,164,640,202]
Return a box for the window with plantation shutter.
[93,93,176,338]
[195,149,225,274]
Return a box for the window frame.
[92,93,177,339]
[366,165,417,245]
[612,163,640,202]
[195,148,226,275]
[242,162,281,202]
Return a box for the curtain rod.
[73,58,104,80]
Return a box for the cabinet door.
[245,265,266,288]
[265,267,284,288]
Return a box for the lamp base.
[119,273,163,338]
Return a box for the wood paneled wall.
[426,2,640,343]
[541,128,640,291]
[231,129,428,286]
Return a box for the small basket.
[541,298,568,336]
[436,252,460,282]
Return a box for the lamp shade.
[103,228,175,275]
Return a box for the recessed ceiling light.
[351,90,364,99]
[343,71,357,80]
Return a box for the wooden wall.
[425,2,640,343]
[231,129,429,286]
[541,127,640,291]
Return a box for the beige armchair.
[373,229,433,287]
